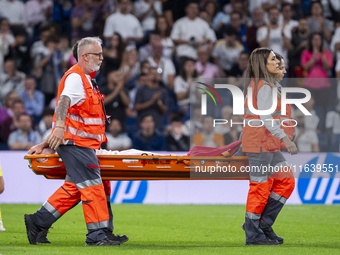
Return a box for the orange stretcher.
[24,154,250,180]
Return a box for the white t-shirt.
[106,133,132,150]
[170,17,216,59]
[161,37,174,59]
[304,109,319,131]
[212,43,241,71]
[295,128,319,152]
[174,76,189,107]
[60,73,93,107]
[0,0,26,25]
[103,12,144,39]
[134,0,162,31]
[148,57,175,87]
[257,25,291,67]
[326,111,340,134]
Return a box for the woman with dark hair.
[155,16,174,59]
[307,1,332,42]
[242,48,297,245]
[174,58,198,113]
[102,33,126,76]
[301,32,333,115]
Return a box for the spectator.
[184,103,202,136]
[212,3,230,33]
[139,30,162,62]
[203,1,218,27]
[103,0,144,44]
[7,28,31,75]
[215,105,232,135]
[0,18,15,73]
[174,57,198,113]
[307,1,332,43]
[155,15,174,59]
[213,26,243,77]
[246,7,265,53]
[170,0,216,60]
[257,7,292,68]
[8,113,41,150]
[0,99,25,144]
[228,51,249,79]
[19,77,45,123]
[0,59,25,102]
[166,114,190,151]
[135,67,168,131]
[102,71,130,131]
[301,32,333,116]
[30,24,51,62]
[37,107,54,139]
[162,0,187,28]
[226,11,248,52]
[25,0,53,42]
[0,0,26,27]
[303,96,320,131]
[127,72,149,119]
[330,21,340,79]
[121,46,140,84]
[102,33,125,76]
[281,3,299,34]
[35,36,61,105]
[294,109,320,152]
[192,115,224,148]
[71,0,101,43]
[58,35,72,73]
[134,0,162,32]
[133,114,165,151]
[326,101,340,152]
[196,45,220,78]
[288,18,310,77]
[223,115,241,145]
[106,119,132,150]
[148,40,176,89]
[0,91,20,124]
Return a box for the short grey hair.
[77,37,102,59]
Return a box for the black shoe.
[245,238,279,245]
[86,238,120,246]
[24,214,40,245]
[36,229,51,244]
[260,220,284,244]
[105,231,129,244]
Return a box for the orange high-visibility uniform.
[242,79,295,216]
[46,64,109,230]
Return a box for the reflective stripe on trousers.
[43,201,62,219]
[245,211,261,220]
[86,220,109,230]
[269,191,287,204]
[76,178,102,190]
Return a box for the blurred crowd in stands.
[0,0,340,152]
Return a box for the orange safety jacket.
[51,64,107,150]
[242,79,283,153]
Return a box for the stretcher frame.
[24,154,250,180]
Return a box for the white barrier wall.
[1,151,340,204]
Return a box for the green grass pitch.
[0,204,339,255]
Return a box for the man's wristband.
[55,126,64,129]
